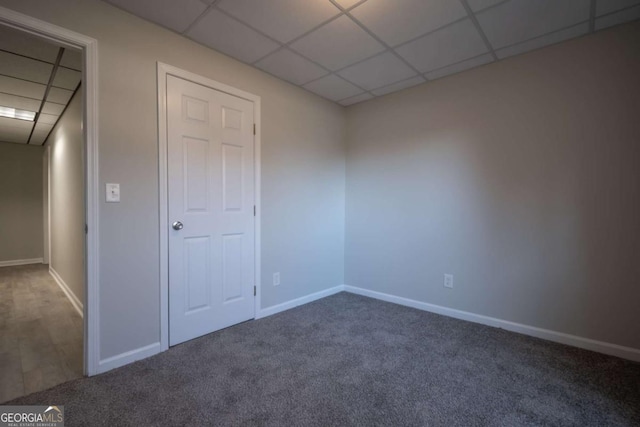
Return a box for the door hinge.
[253,123,256,135]
[253,205,256,216]
[85,224,88,234]
[254,286,256,296]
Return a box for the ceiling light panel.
[0,25,60,63]
[106,0,207,33]
[396,19,488,73]
[338,52,417,91]
[290,15,386,71]
[0,75,46,100]
[351,0,467,46]
[476,0,591,49]
[0,51,54,85]
[303,74,363,101]
[255,49,328,86]
[0,106,36,121]
[217,0,341,43]
[187,9,280,64]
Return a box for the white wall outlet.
[444,274,454,289]
[273,272,280,286]
[106,183,120,202]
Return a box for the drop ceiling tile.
[0,75,45,100]
[338,52,416,90]
[217,0,340,43]
[396,19,488,73]
[466,0,506,12]
[496,23,588,59]
[42,102,65,115]
[476,0,591,49]
[53,68,81,90]
[37,113,59,125]
[338,92,373,106]
[303,74,363,101]
[425,53,494,80]
[0,93,41,112]
[370,75,425,96]
[596,0,640,16]
[106,0,207,33]
[255,49,328,85]
[0,117,33,144]
[60,49,82,71]
[187,9,280,64]
[290,15,386,71]
[595,5,640,29]
[351,0,467,46]
[30,131,48,145]
[47,87,73,105]
[0,25,60,63]
[334,0,364,9]
[34,121,53,134]
[0,51,54,85]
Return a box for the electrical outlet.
[273,272,280,286]
[444,274,454,289]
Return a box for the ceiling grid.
[0,25,81,145]
[95,0,640,106]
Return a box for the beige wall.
[0,0,346,361]
[0,142,44,263]
[345,21,640,350]
[47,90,84,303]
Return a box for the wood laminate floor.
[0,264,83,403]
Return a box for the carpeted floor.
[7,292,640,426]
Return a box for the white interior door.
[167,75,255,346]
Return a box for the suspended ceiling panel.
[104,0,638,106]
[0,25,81,145]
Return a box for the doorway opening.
[0,5,99,397]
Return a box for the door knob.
[172,221,184,230]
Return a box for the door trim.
[0,6,100,376]
[157,62,261,351]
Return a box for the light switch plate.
[106,183,120,202]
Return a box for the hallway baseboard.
[0,258,43,267]
[49,267,83,318]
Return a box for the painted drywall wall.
[345,21,640,350]
[47,90,84,304]
[42,148,49,264]
[0,0,345,361]
[0,142,44,263]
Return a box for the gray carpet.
[6,292,640,426]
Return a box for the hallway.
[0,264,83,402]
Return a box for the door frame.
[157,62,262,350]
[0,6,100,376]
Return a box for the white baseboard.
[256,285,345,319]
[0,258,44,267]
[97,342,162,374]
[344,285,640,363]
[49,267,83,318]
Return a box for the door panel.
[168,75,255,346]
